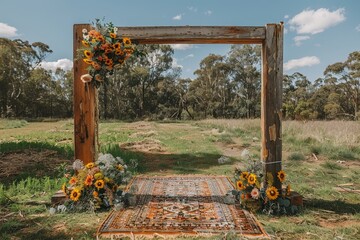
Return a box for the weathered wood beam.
[73,24,97,164]
[261,23,283,191]
[116,26,265,44]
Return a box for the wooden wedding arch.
[73,23,284,189]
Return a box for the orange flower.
[92,62,101,70]
[105,59,113,66]
[118,59,125,65]
[69,176,77,185]
[123,37,131,46]
[115,50,124,56]
[125,48,134,55]
[247,173,257,185]
[89,30,98,37]
[97,35,105,42]
[84,175,93,186]
[93,191,99,198]
[105,48,113,54]
[110,32,117,38]
[266,186,279,200]
[97,56,104,62]
[277,170,286,183]
[106,65,113,71]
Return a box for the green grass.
[0,119,28,129]
[0,119,360,239]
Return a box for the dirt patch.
[120,139,165,153]
[0,149,71,183]
[129,130,157,138]
[317,216,360,229]
[215,138,245,159]
[127,121,153,131]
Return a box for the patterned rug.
[97,175,269,238]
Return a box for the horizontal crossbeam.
[115,26,265,44]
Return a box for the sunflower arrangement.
[234,160,294,215]
[80,19,138,87]
[62,153,134,211]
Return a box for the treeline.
[0,37,359,120]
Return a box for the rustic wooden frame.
[73,24,283,189]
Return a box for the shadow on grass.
[305,198,360,214]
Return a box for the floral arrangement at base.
[80,19,141,87]
[61,153,135,212]
[233,158,299,215]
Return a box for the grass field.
[0,119,359,239]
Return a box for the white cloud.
[172,58,183,69]
[284,56,320,71]
[185,54,194,58]
[0,22,18,37]
[284,28,288,34]
[289,8,345,34]
[205,10,212,15]
[39,58,73,72]
[170,44,194,50]
[356,24,360,32]
[172,14,182,20]
[188,6,197,12]
[284,15,289,19]
[294,35,310,46]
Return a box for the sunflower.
[113,42,121,49]
[240,171,249,180]
[61,183,67,195]
[266,186,279,200]
[277,170,286,182]
[69,176,77,185]
[82,40,89,47]
[84,175,93,186]
[105,59,113,66]
[70,188,81,201]
[247,173,257,185]
[118,59,125,64]
[85,162,95,169]
[84,50,93,59]
[95,179,105,189]
[92,62,101,71]
[123,37,131,46]
[110,32,117,38]
[236,180,246,190]
[115,50,124,56]
[83,59,93,65]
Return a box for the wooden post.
[73,24,97,164]
[261,23,283,191]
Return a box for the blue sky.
[1,0,359,81]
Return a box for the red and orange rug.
[97,175,269,238]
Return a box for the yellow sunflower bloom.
[83,59,93,65]
[236,180,246,190]
[61,183,67,195]
[84,50,93,59]
[85,162,95,169]
[110,32,117,38]
[70,188,81,201]
[266,186,279,200]
[95,179,105,189]
[240,171,249,180]
[82,40,89,47]
[113,42,121,49]
[247,173,257,185]
[123,37,131,46]
[277,170,286,183]
[117,164,124,171]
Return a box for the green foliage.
[321,161,344,170]
[0,119,28,129]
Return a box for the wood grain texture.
[115,26,265,44]
[261,23,283,191]
[73,24,97,164]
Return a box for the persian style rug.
[97,175,269,238]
